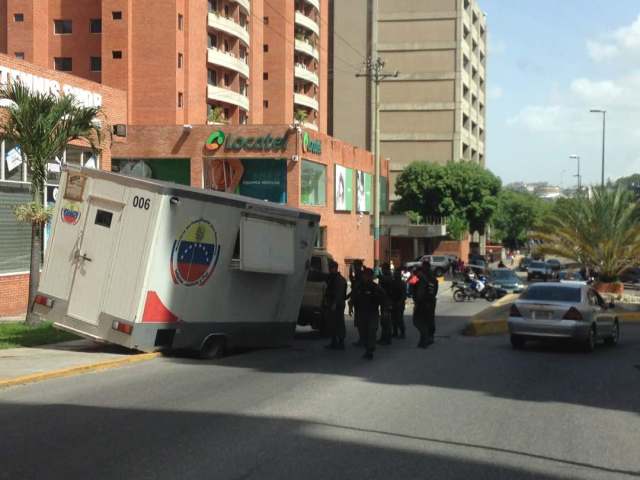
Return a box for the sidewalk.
[0,339,159,388]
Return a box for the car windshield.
[431,256,446,262]
[491,270,518,281]
[521,286,581,303]
[530,262,546,269]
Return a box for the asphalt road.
[1,309,639,479]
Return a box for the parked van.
[36,167,319,358]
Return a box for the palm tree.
[0,82,103,324]
[532,186,640,282]
[294,109,308,123]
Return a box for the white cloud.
[507,105,568,132]
[587,14,640,62]
[488,86,503,99]
[570,78,623,104]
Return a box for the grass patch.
[0,322,78,350]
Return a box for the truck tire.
[199,335,226,359]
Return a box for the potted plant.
[294,109,308,123]
[208,106,227,125]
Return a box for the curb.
[616,311,640,323]
[0,352,161,389]
[463,294,520,337]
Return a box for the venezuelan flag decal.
[170,219,221,287]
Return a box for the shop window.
[14,13,24,22]
[54,57,72,71]
[90,56,102,72]
[54,19,72,34]
[112,158,191,186]
[90,18,102,33]
[2,140,24,182]
[301,160,326,206]
[0,183,32,274]
[112,11,122,20]
[112,50,122,59]
[15,52,24,60]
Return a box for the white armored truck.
[36,167,319,358]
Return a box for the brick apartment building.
[0,0,385,316]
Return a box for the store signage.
[302,132,321,154]
[205,129,288,152]
[0,66,102,108]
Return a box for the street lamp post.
[590,109,606,186]
[569,154,581,191]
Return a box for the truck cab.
[298,249,334,333]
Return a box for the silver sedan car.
[508,283,620,352]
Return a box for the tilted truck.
[36,167,319,358]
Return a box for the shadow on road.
[1,403,637,479]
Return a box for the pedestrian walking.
[347,259,364,345]
[390,268,407,338]
[324,260,347,350]
[377,263,394,345]
[411,261,439,349]
[352,267,387,360]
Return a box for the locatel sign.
[205,129,288,153]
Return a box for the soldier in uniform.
[352,268,387,360]
[390,268,407,338]
[324,260,347,350]
[412,261,439,348]
[377,263,394,345]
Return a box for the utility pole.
[590,109,607,186]
[356,56,398,262]
[569,154,581,192]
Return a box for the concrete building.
[330,0,487,196]
[0,0,386,316]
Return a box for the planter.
[594,281,624,298]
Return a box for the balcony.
[207,85,250,111]
[294,11,319,36]
[294,92,319,111]
[294,64,319,85]
[294,38,319,60]
[232,0,250,13]
[303,0,320,11]
[208,12,250,45]
[208,48,250,78]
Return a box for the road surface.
[1,310,639,479]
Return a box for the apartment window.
[208,34,217,48]
[224,73,231,86]
[263,44,269,52]
[224,40,230,52]
[263,16,269,25]
[112,50,122,59]
[263,72,268,80]
[14,13,24,22]
[112,11,122,20]
[240,111,247,125]
[178,53,183,68]
[224,108,230,119]
[90,56,101,72]
[178,14,184,31]
[178,92,183,108]
[464,0,470,9]
[224,5,229,17]
[15,52,24,60]
[208,70,217,85]
[54,19,73,34]
[54,57,72,71]
[208,0,218,13]
[90,18,102,33]
[263,100,269,109]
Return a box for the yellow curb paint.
[617,312,640,323]
[0,352,161,389]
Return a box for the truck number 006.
[132,196,151,210]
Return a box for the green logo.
[302,131,321,154]
[205,130,225,151]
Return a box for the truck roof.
[67,165,320,222]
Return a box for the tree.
[208,106,226,124]
[614,173,640,200]
[0,82,103,324]
[532,186,640,282]
[393,161,501,234]
[294,109,308,123]
[492,190,550,249]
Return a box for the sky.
[482,0,640,187]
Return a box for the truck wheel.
[199,335,226,359]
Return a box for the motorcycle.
[452,280,499,302]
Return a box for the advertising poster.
[356,170,366,212]
[364,173,373,213]
[334,165,353,212]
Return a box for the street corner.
[0,339,161,389]
[462,294,519,336]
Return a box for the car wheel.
[582,326,596,353]
[199,335,226,359]
[510,334,526,349]
[604,320,620,346]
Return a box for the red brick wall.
[0,273,28,317]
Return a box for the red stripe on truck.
[142,291,180,323]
